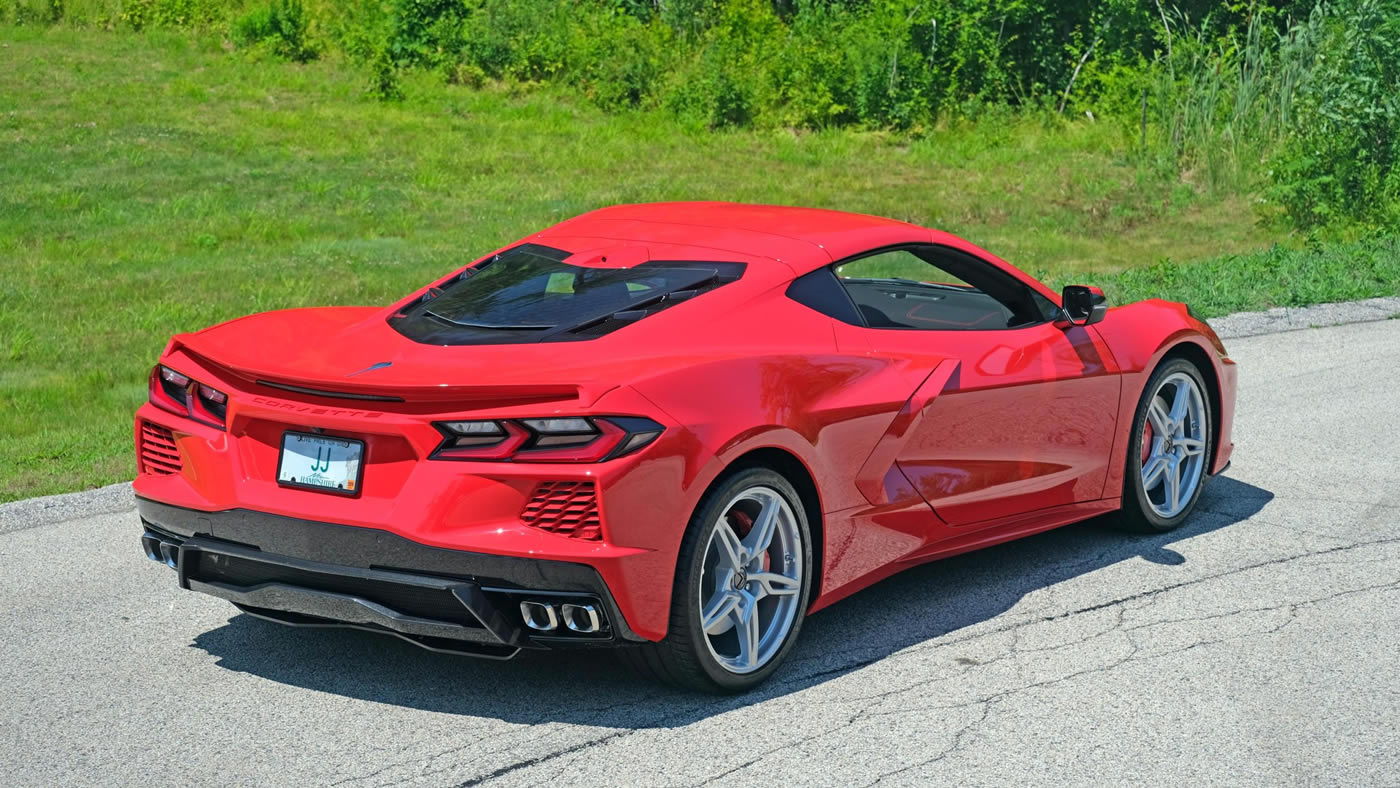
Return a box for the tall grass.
[1142,6,1320,193]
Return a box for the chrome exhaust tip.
[158,541,179,570]
[560,603,601,634]
[519,600,558,631]
[140,533,162,563]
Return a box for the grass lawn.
[2,26,1397,501]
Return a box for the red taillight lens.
[433,421,530,460]
[149,366,190,416]
[517,419,626,462]
[430,416,662,463]
[147,365,228,430]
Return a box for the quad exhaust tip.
[141,531,180,569]
[518,600,602,634]
[561,603,600,633]
[141,534,161,562]
[519,600,559,631]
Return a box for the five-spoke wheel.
[698,486,804,674]
[620,467,812,693]
[1122,358,1214,531]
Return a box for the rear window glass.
[389,244,744,345]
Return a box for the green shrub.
[368,43,404,100]
[232,0,316,61]
[315,0,391,62]
[386,0,468,69]
[664,0,778,128]
[119,0,227,31]
[561,9,671,110]
[1268,0,1400,232]
[666,54,758,129]
[8,0,66,24]
[776,2,935,129]
[659,0,723,37]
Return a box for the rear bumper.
[138,497,645,658]
[133,376,696,642]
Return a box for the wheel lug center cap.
[732,569,747,590]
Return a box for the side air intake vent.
[520,481,602,540]
[140,422,182,475]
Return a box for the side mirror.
[1060,285,1107,327]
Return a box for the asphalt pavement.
[1,316,1398,787]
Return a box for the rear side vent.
[520,481,602,540]
[140,422,183,476]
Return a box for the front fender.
[1094,300,1237,497]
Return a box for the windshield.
[389,244,743,345]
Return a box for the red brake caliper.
[1141,421,1153,464]
[728,511,770,570]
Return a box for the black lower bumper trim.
[137,497,644,653]
[177,533,527,653]
[232,603,520,659]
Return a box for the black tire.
[618,466,814,693]
[1119,357,1214,533]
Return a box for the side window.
[1031,290,1063,323]
[833,246,1047,330]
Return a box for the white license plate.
[276,432,364,496]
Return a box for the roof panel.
[535,202,931,274]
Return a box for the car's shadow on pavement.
[191,476,1272,727]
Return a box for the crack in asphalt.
[720,581,1397,787]
[345,532,1398,786]
[860,702,994,787]
[783,527,1399,683]
[338,694,707,788]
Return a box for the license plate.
[276,432,364,496]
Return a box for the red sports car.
[134,202,1235,692]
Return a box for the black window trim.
[816,242,1058,332]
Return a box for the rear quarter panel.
[619,285,949,607]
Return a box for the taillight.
[148,365,229,430]
[431,416,662,463]
[434,421,530,460]
[149,366,190,415]
[194,384,228,424]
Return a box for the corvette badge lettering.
[250,396,384,419]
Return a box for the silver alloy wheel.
[1140,370,1208,518]
[698,486,803,675]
